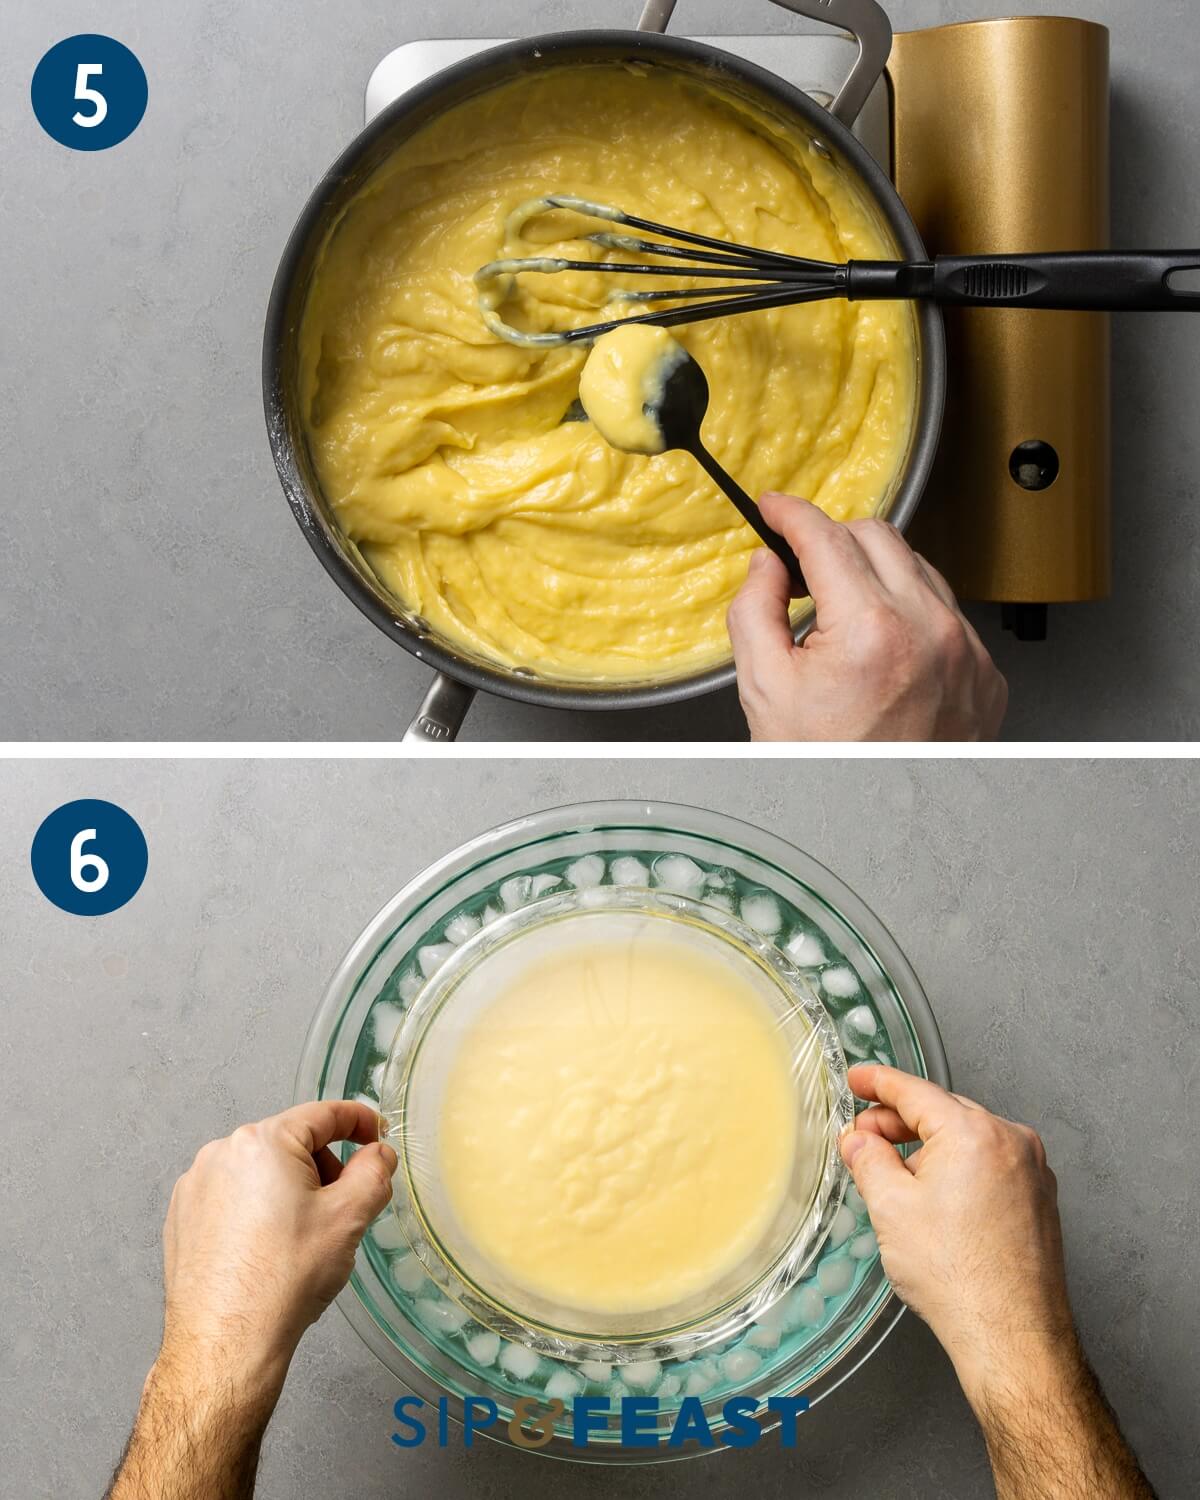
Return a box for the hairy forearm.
[962,1339,1156,1500]
[106,1346,284,1500]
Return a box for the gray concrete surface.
[2,758,1196,1497]
[2,0,1199,742]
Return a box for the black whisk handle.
[848,254,1200,311]
[935,252,1200,311]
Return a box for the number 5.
[71,829,110,892]
[73,63,108,128]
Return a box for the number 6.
[71,829,110,892]
[73,63,108,128]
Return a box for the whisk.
[476,195,1200,347]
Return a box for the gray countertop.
[3,758,1196,1496]
[3,0,1200,742]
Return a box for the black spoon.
[650,350,808,598]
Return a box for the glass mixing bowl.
[295,801,950,1463]
[379,885,853,1367]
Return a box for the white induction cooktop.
[366,35,892,172]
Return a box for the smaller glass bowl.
[379,885,853,1367]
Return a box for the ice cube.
[370,1002,404,1055]
[845,1184,866,1216]
[620,1360,661,1391]
[391,1253,430,1295]
[566,854,605,889]
[418,942,456,978]
[740,892,784,935]
[785,930,826,967]
[684,1363,718,1397]
[850,1230,878,1261]
[745,1305,784,1351]
[444,911,481,945]
[841,1005,878,1049]
[480,904,501,926]
[545,1369,584,1401]
[500,876,532,911]
[817,1258,854,1297]
[822,966,860,999]
[499,1341,541,1381]
[782,1284,824,1331]
[720,1349,762,1384]
[369,1061,385,1096]
[370,1212,407,1252]
[610,856,650,887]
[829,1204,856,1249]
[578,1360,612,1385]
[398,971,424,1003]
[658,1374,682,1400]
[530,873,562,897]
[466,1329,501,1367]
[652,854,705,895]
[415,1296,470,1336]
[702,891,734,912]
[704,868,733,889]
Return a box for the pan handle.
[637,0,892,129]
[402,673,476,744]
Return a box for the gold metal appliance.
[891,18,1112,639]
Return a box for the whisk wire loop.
[475,195,849,348]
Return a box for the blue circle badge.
[31,35,148,151]
[31,800,148,916]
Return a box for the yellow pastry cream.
[577,324,688,457]
[299,65,916,682]
[433,914,826,1319]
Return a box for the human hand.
[839,1065,1075,1406]
[159,1101,396,1400]
[727,495,1008,741]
